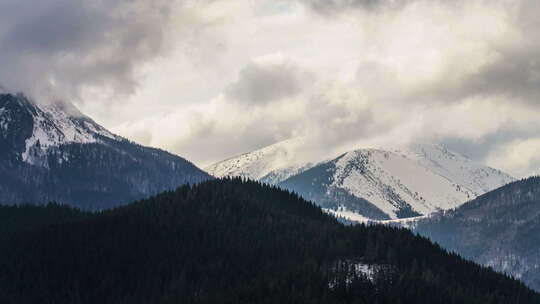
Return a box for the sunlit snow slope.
[208,140,515,221]
[206,138,315,184]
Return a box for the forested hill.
[0,178,538,303]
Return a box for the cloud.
[105,0,540,178]
[487,138,540,178]
[225,58,313,105]
[299,0,409,13]
[456,1,540,105]
[0,0,174,102]
[4,0,540,178]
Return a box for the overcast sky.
[1,0,539,177]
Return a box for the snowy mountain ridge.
[328,145,514,219]
[0,93,211,209]
[208,140,515,221]
[0,94,121,166]
[206,138,317,184]
[395,144,513,195]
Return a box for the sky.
[0,0,539,177]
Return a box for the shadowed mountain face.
[414,176,540,291]
[0,93,211,209]
[0,178,537,304]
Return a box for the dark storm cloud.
[0,0,173,102]
[225,62,312,105]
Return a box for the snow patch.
[19,101,120,166]
[0,107,9,133]
[325,206,371,223]
[328,260,394,289]
[327,206,427,226]
[83,121,117,140]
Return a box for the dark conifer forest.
[0,178,538,304]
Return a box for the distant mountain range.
[0,93,211,209]
[2,92,539,299]
[413,176,540,292]
[207,139,514,221]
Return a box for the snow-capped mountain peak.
[209,140,515,221]
[206,137,316,184]
[394,144,512,195]
[0,92,211,209]
[0,93,121,166]
[326,145,514,219]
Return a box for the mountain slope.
[206,138,315,184]
[0,178,537,303]
[208,140,514,220]
[414,176,540,291]
[0,93,211,209]
[281,145,514,220]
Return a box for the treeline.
[0,178,537,303]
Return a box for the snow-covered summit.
[208,139,515,221]
[394,144,512,195]
[0,93,121,166]
[326,146,514,220]
[206,138,316,184]
[0,92,211,209]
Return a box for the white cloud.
[487,138,540,177]
[4,0,540,177]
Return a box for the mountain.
[0,93,211,209]
[413,176,540,292]
[206,138,316,184]
[0,178,537,303]
[208,140,514,220]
